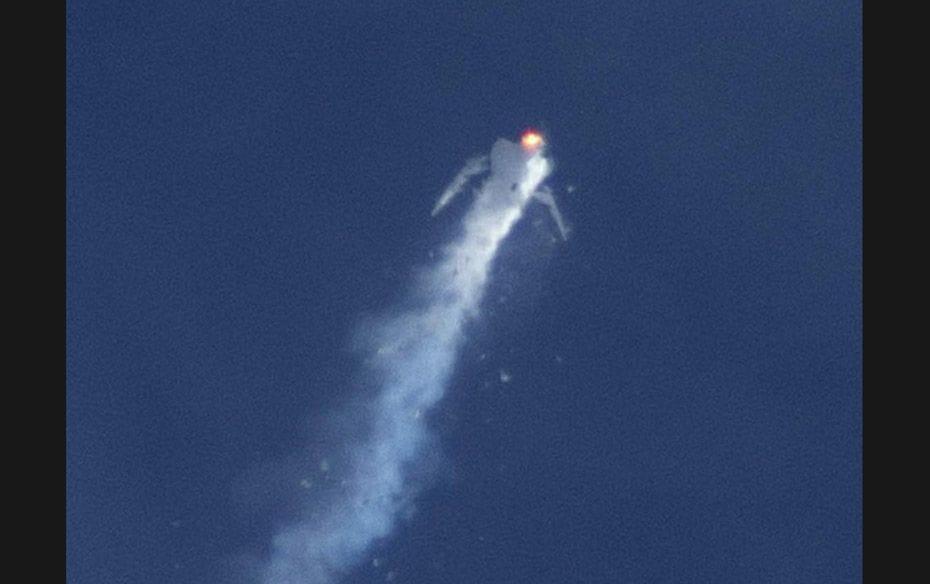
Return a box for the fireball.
[520,130,544,151]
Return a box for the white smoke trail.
[260,138,554,584]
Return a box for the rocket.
[431,130,569,240]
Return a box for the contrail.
[260,136,556,584]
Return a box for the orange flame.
[521,130,544,151]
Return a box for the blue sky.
[67,2,861,582]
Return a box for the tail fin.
[431,156,489,217]
[533,188,570,240]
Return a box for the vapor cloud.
[260,138,555,583]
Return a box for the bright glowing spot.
[521,130,544,151]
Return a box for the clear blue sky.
[67,2,861,582]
